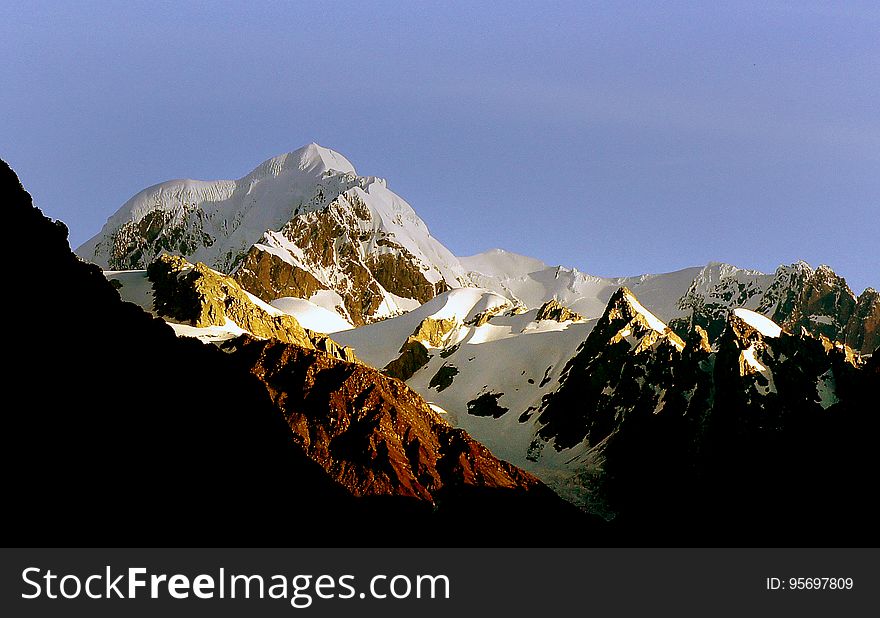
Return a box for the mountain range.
[78,143,879,352]
[5,143,878,545]
[3,157,592,547]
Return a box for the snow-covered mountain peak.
[76,144,472,325]
[248,143,357,180]
[586,287,686,353]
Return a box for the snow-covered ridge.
[330,288,514,368]
[78,143,362,270]
[462,249,711,322]
[271,297,354,332]
[733,308,783,338]
[460,248,548,280]
[623,289,671,334]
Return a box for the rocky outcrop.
[222,335,547,502]
[148,254,311,343]
[467,392,509,418]
[232,247,328,306]
[429,365,459,392]
[673,261,877,353]
[536,287,687,450]
[147,254,359,360]
[535,299,585,323]
[844,288,880,353]
[232,193,459,326]
[382,317,460,381]
[384,339,431,381]
[465,301,515,326]
[309,331,359,363]
[685,324,713,354]
[784,265,856,341]
[409,317,459,348]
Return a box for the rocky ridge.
[672,261,879,352]
[222,335,547,503]
[147,253,357,361]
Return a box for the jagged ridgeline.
[671,261,880,353]
[145,254,357,361]
[78,144,878,349]
[17,139,880,544]
[2,158,597,547]
[331,280,878,543]
[535,291,879,540]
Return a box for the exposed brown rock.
[685,325,713,354]
[535,299,586,323]
[784,264,856,342]
[232,195,452,326]
[368,248,438,305]
[222,336,542,502]
[383,317,459,381]
[149,254,315,347]
[147,254,356,362]
[384,339,431,381]
[845,288,880,353]
[603,287,685,352]
[465,301,513,326]
[409,317,459,348]
[816,333,861,367]
[308,330,359,363]
[233,247,327,305]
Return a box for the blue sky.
[2,1,877,292]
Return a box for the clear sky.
[2,1,877,292]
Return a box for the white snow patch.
[742,346,767,372]
[733,308,782,338]
[623,291,669,334]
[309,290,347,315]
[270,297,353,332]
[168,318,247,343]
[428,403,448,415]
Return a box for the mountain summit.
[77,143,469,325]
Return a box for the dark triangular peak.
[535,288,687,451]
[589,287,685,354]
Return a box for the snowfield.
[271,297,353,332]
[734,307,783,338]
